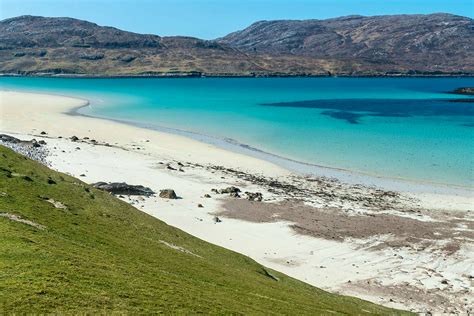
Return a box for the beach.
[1,90,473,314]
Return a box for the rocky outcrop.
[0,134,49,164]
[0,134,21,143]
[451,87,474,95]
[92,182,155,196]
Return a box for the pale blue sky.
[1,0,472,39]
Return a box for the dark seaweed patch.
[321,111,364,124]
[261,99,474,124]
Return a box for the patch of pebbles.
[0,134,50,166]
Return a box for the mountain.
[219,13,474,74]
[0,15,263,76]
[0,14,472,76]
[0,145,409,314]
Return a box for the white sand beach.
[1,90,473,314]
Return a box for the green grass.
[0,145,411,314]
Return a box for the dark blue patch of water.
[261,99,474,124]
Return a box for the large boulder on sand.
[159,189,177,199]
[92,182,155,196]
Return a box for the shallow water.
[1,77,473,188]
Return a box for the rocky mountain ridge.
[0,14,472,76]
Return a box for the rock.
[47,178,57,185]
[159,189,177,199]
[40,131,47,135]
[450,87,474,95]
[261,267,279,281]
[177,162,184,167]
[219,186,241,194]
[92,182,155,196]
[40,196,66,209]
[75,147,80,150]
[38,140,46,145]
[166,165,177,171]
[80,53,104,60]
[119,55,136,62]
[229,192,240,198]
[197,204,203,208]
[245,191,263,201]
[204,194,211,198]
[70,136,79,141]
[0,213,45,230]
[213,216,222,223]
[0,134,21,143]
[80,174,86,177]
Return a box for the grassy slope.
[0,145,409,314]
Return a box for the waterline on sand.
[71,102,473,196]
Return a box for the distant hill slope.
[0,145,410,314]
[0,14,472,76]
[219,13,474,74]
[0,15,263,76]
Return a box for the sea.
[1,77,473,191]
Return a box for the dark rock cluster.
[211,186,263,201]
[92,182,155,196]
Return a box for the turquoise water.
[1,77,473,188]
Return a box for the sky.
[1,0,472,39]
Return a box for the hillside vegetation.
[0,145,410,314]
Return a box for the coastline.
[5,86,471,194]
[1,90,473,313]
[2,72,474,79]
[68,93,472,196]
